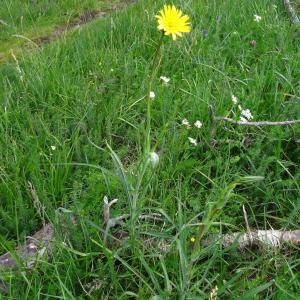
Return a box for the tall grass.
[0,0,300,298]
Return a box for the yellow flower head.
[190,236,196,243]
[156,5,191,41]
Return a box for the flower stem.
[146,34,164,154]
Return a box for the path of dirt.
[0,0,136,63]
[34,0,136,45]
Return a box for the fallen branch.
[214,116,300,126]
[0,223,55,293]
[219,229,300,249]
[103,196,164,229]
[1,195,300,294]
[0,224,54,272]
[283,0,300,24]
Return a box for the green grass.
[0,0,126,63]
[0,0,300,298]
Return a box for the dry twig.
[214,116,300,126]
[220,229,300,249]
[103,196,164,229]
[0,224,54,272]
[2,195,300,294]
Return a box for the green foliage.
[0,0,300,298]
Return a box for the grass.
[0,0,126,63]
[0,0,300,298]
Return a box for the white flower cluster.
[241,109,253,121]
[182,118,190,128]
[231,94,238,104]
[182,118,202,129]
[148,75,170,100]
[231,94,254,122]
[160,76,170,84]
[188,137,197,146]
[254,14,262,22]
[181,118,203,146]
[149,91,156,99]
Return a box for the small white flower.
[149,152,159,167]
[241,108,253,120]
[254,14,262,22]
[51,146,56,151]
[149,91,155,99]
[209,285,219,300]
[160,76,170,84]
[231,94,238,104]
[238,105,242,111]
[182,118,191,128]
[194,120,203,128]
[240,116,248,123]
[188,137,198,146]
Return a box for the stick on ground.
[214,116,300,126]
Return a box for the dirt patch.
[34,0,136,45]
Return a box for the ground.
[0,0,300,298]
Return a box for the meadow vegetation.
[0,0,300,298]
[0,0,126,62]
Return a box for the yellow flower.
[190,236,196,243]
[156,5,191,41]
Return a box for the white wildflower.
[148,152,159,168]
[194,120,203,128]
[209,286,218,300]
[254,14,262,22]
[160,76,170,84]
[231,94,238,104]
[241,108,253,120]
[182,118,191,128]
[188,137,198,146]
[149,91,155,99]
[51,146,56,151]
[240,116,248,123]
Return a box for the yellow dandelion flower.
[190,236,196,243]
[156,5,191,41]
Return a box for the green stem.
[146,34,164,154]
[130,34,164,241]
[192,207,219,258]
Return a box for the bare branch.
[103,196,164,229]
[208,229,300,250]
[214,116,300,126]
[0,224,54,272]
[103,196,119,224]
